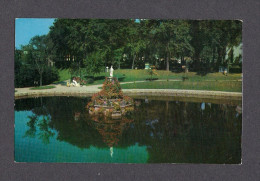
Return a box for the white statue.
[110,66,114,77]
[72,78,80,87]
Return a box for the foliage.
[47,19,241,74]
[147,65,159,80]
[15,20,242,88]
[83,50,106,76]
[56,68,71,82]
[15,48,59,88]
[49,19,134,74]
[15,35,59,88]
[190,20,242,72]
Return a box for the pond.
[15,96,242,163]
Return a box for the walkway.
[15,80,242,100]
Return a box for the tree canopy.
[47,19,242,73]
[15,19,242,87]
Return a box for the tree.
[84,50,106,76]
[47,19,241,74]
[15,35,58,88]
[190,20,242,72]
[152,20,192,71]
[29,35,49,86]
[125,20,146,69]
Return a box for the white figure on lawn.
[110,66,114,77]
[72,78,80,87]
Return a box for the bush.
[42,67,59,85]
[15,65,59,88]
[147,65,158,80]
[229,66,242,73]
[86,78,94,84]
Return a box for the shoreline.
[15,87,242,101]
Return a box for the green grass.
[30,85,56,90]
[111,69,241,82]
[56,69,71,82]
[55,69,242,92]
[120,80,242,92]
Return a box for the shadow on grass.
[171,69,183,73]
[196,71,208,76]
[94,76,106,80]
[118,76,125,81]
[145,78,159,81]
[84,75,126,83]
[85,76,106,81]
[53,81,67,85]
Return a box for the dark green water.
[15,96,242,163]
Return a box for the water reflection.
[15,96,242,163]
[23,105,55,144]
[86,114,134,157]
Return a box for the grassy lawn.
[73,69,240,82]
[113,69,242,82]
[120,80,242,92]
[56,69,242,92]
[104,69,241,82]
[30,85,56,90]
[55,69,71,83]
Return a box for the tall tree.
[29,35,49,86]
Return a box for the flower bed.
[86,77,134,118]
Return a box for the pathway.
[15,79,242,100]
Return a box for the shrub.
[15,65,59,88]
[147,65,158,81]
[229,66,242,73]
[86,78,94,84]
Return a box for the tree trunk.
[216,47,222,69]
[166,42,170,71]
[132,54,136,69]
[194,51,200,71]
[212,46,216,71]
[166,54,169,71]
[222,48,226,65]
[181,56,184,65]
[40,73,42,86]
